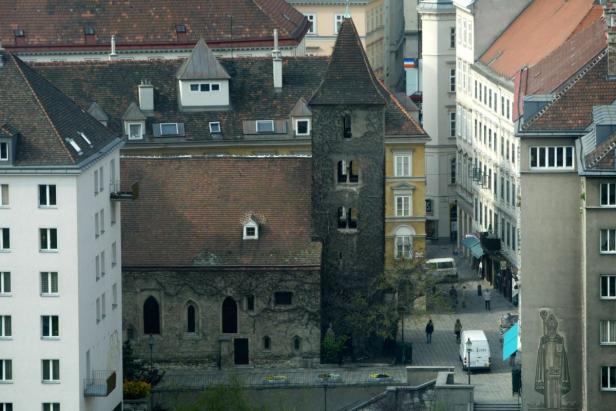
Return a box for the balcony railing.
[110,180,139,201]
[84,370,116,397]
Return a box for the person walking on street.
[449,285,458,310]
[454,319,462,343]
[425,319,434,344]
[484,288,492,311]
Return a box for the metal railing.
[84,370,116,397]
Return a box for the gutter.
[472,61,514,91]
[123,264,322,271]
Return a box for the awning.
[470,243,484,258]
[462,235,480,249]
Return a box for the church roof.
[176,39,231,80]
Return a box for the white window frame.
[127,122,144,140]
[449,68,456,93]
[601,366,616,391]
[159,123,179,136]
[41,359,60,383]
[602,275,616,299]
[38,184,56,207]
[305,13,317,35]
[294,119,311,136]
[0,272,10,295]
[394,226,414,259]
[334,14,344,34]
[41,315,59,339]
[601,183,616,207]
[101,251,106,277]
[395,193,412,217]
[600,320,616,345]
[112,242,117,267]
[255,120,274,133]
[0,143,8,161]
[0,359,12,382]
[43,403,60,411]
[40,228,57,251]
[40,272,58,296]
[0,315,11,338]
[394,153,412,177]
[601,229,616,254]
[529,146,574,170]
[0,185,8,207]
[112,283,118,309]
[209,122,222,134]
[243,219,259,240]
[0,228,8,251]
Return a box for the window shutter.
[177,123,185,136]
[242,121,257,135]
[274,120,287,134]
[152,123,162,137]
[350,160,359,176]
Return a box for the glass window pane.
[566,147,573,167]
[43,317,49,336]
[49,185,56,206]
[51,273,58,293]
[53,360,59,379]
[602,230,608,252]
[611,366,616,388]
[43,361,49,380]
[603,366,609,388]
[548,147,555,167]
[611,277,616,297]
[52,317,59,336]
[603,276,608,297]
[610,230,615,252]
[602,184,609,205]
[556,147,563,167]
[610,184,616,205]
[41,272,48,293]
[539,147,546,167]
[41,229,47,249]
[50,229,57,249]
[2,229,9,249]
[5,316,11,336]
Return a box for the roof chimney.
[272,29,283,89]
[605,0,616,78]
[138,80,154,112]
[109,35,117,60]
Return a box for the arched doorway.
[222,297,237,333]
[143,296,160,334]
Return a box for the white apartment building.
[417,0,458,243]
[0,50,123,410]
[453,0,600,302]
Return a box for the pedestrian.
[484,288,492,311]
[425,319,434,344]
[449,285,458,310]
[454,319,462,343]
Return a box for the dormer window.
[176,24,187,34]
[209,122,221,134]
[0,143,7,161]
[256,120,274,133]
[160,123,179,135]
[127,123,144,140]
[189,83,221,92]
[243,218,259,240]
[295,119,311,136]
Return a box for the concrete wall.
[520,136,582,410]
[581,177,616,410]
[123,268,321,367]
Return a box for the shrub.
[123,379,152,399]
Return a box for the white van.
[459,330,491,370]
[424,257,458,282]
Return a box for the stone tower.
[309,18,387,343]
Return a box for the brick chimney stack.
[605,0,616,77]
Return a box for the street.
[402,245,521,403]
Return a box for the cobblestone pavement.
[401,244,521,403]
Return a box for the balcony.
[84,370,116,397]
[110,180,139,201]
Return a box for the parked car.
[424,257,458,282]
[459,330,491,370]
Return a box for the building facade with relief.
[33,19,427,363]
[454,0,601,303]
[0,0,310,62]
[517,3,616,407]
[0,50,123,410]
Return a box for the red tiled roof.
[120,156,322,268]
[513,17,606,121]
[480,0,601,79]
[522,51,613,132]
[0,0,309,51]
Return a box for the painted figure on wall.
[535,310,571,409]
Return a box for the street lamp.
[148,334,155,371]
[466,338,473,385]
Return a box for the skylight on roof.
[66,138,82,155]
[78,131,93,148]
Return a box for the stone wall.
[123,267,321,367]
[310,104,386,338]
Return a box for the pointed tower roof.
[310,18,385,106]
[176,38,231,81]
